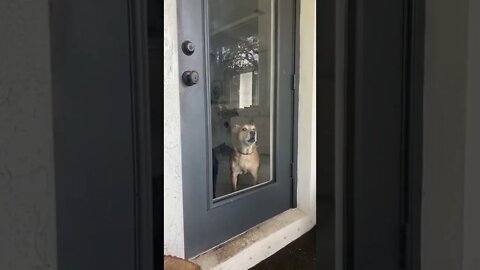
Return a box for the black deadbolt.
[182,40,195,55]
[182,71,199,86]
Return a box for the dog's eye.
[242,128,247,131]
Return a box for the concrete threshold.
[191,208,315,270]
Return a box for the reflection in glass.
[209,0,275,199]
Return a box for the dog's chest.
[237,156,254,172]
[231,152,258,173]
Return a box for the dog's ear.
[232,124,241,133]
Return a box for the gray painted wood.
[177,0,297,258]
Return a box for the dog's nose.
[250,131,256,136]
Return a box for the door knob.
[182,70,199,86]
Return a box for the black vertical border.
[343,0,357,268]
[128,0,154,269]
[404,0,425,268]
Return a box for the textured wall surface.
[0,1,57,269]
[422,0,468,269]
[163,0,186,258]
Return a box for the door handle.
[182,70,199,86]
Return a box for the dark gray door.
[177,0,297,257]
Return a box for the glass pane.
[209,0,275,199]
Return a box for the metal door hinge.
[291,74,298,91]
[291,162,296,179]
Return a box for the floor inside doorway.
[250,226,316,270]
[250,197,335,270]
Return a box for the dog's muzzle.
[247,132,256,143]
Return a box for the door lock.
[182,70,199,86]
[181,40,195,55]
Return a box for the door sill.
[190,208,316,270]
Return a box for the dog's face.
[233,124,257,146]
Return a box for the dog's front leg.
[231,172,239,192]
[250,169,259,186]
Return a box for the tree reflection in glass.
[209,0,274,199]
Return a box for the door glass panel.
[209,0,275,199]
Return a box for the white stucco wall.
[0,1,57,269]
[297,0,317,216]
[163,0,186,258]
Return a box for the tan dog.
[230,123,260,192]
